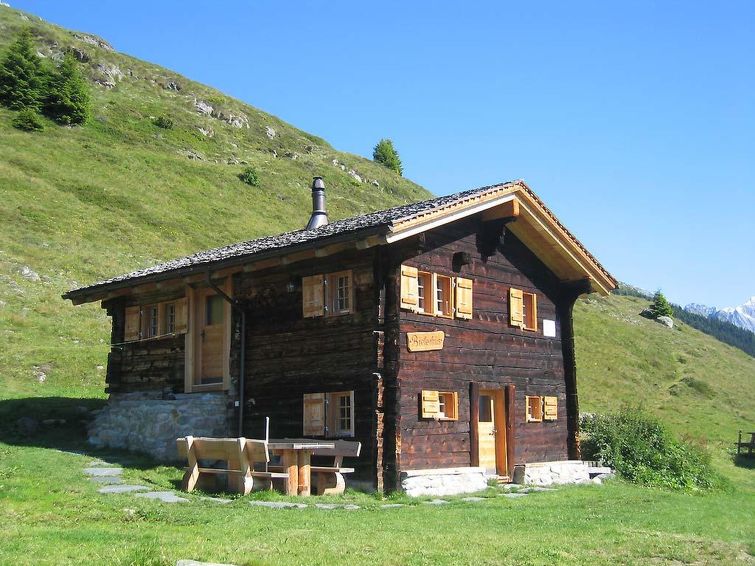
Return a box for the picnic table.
[737,431,755,457]
[268,439,335,496]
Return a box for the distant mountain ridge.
[684,297,755,334]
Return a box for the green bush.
[580,407,722,490]
[373,138,403,176]
[238,166,260,187]
[152,115,173,129]
[12,108,44,131]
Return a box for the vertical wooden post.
[505,385,516,476]
[282,449,299,496]
[298,451,311,496]
[469,382,480,467]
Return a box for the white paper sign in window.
[543,319,556,337]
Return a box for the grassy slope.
[0,6,429,398]
[575,293,755,488]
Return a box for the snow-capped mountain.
[684,297,755,333]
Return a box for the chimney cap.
[312,176,325,190]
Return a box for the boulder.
[194,100,213,115]
[265,126,276,138]
[656,316,674,328]
[19,266,40,281]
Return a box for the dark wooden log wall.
[234,248,382,484]
[395,216,571,471]
[102,293,186,394]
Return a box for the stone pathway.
[81,457,557,512]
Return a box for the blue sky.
[12,1,755,308]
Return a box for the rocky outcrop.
[94,63,124,88]
[73,33,114,51]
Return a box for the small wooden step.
[495,475,511,484]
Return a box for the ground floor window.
[420,390,459,421]
[303,390,355,437]
[525,395,557,422]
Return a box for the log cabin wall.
[103,291,187,394]
[395,216,571,471]
[234,248,382,484]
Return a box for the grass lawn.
[0,398,753,566]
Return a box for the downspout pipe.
[205,273,247,437]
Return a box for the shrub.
[153,115,173,129]
[43,53,90,125]
[649,290,673,318]
[372,138,403,176]
[12,108,44,131]
[580,407,722,490]
[0,28,47,111]
[238,166,260,187]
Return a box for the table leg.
[297,450,311,496]
[282,449,299,496]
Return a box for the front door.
[478,389,506,475]
[195,288,226,386]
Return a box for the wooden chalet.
[64,178,616,492]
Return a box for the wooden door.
[477,389,507,475]
[197,289,225,385]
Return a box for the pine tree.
[44,52,90,125]
[0,28,46,111]
[650,290,673,318]
[372,138,403,176]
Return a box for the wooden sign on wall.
[407,331,445,352]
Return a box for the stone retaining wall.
[401,467,488,497]
[512,460,591,486]
[88,392,231,461]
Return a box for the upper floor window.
[124,298,188,342]
[509,288,538,331]
[302,270,354,318]
[400,265,473,320]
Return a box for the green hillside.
[0,6,429,397]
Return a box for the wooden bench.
[310,440,361,495]
[176,436,289,495]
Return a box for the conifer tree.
[44,52,90,125]
[650,290,674,318]
[0,28,45,111]
[373,138,403,176]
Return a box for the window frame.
[327,270,354,316]
[434,274,454,318]
[521,291,538,331]
[416,271,433,314]
[143,304,160,339]
[420,389,459,421]
[302,390,355,438]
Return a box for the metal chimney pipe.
[306,176,328,230]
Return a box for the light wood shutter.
[421,390,440,418]
[174,297,189,334]
[124,306,141,341]
[509,288,524,328]
[543,396,557,421]
[455,277,473,319]
[302,275,325,318]
[303,393,326,436]
[400,265,419,311]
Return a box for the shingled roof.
[63,179,616,303]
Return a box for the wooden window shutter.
[302,275,325,318]
[543,396,557,421]
[174,297,189,334]
[124,306,141,341]
[526,395,543,422]
[421,390,440,418]
[455,277,473,319]
[303,393,326,436]
[400,265,419,311]
[509,288,524,328]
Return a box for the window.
[302,271,353,318]
[435,275,453,318]
[509,288,538,331]
[123,298,188,342]
[417,271,433,314]
[302,390,355,437]
[206,295,224,325]
[420,390,459,421]
[526,395,543,422]
[164,302,176,334]
[400,265,472,319]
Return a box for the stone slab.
[249,501,307,509]
[90,476,123,485]
[84,467,122,476]
[427,499,449,505]
[501,492,527,499]
[98,484,149,494]
[136,491,189,503]
[176,561,237,566]
[380,504,404,509]
[461,497,485,502]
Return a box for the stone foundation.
[88,391,231,461]
[401,467,488,497]
[512,460,591,486]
